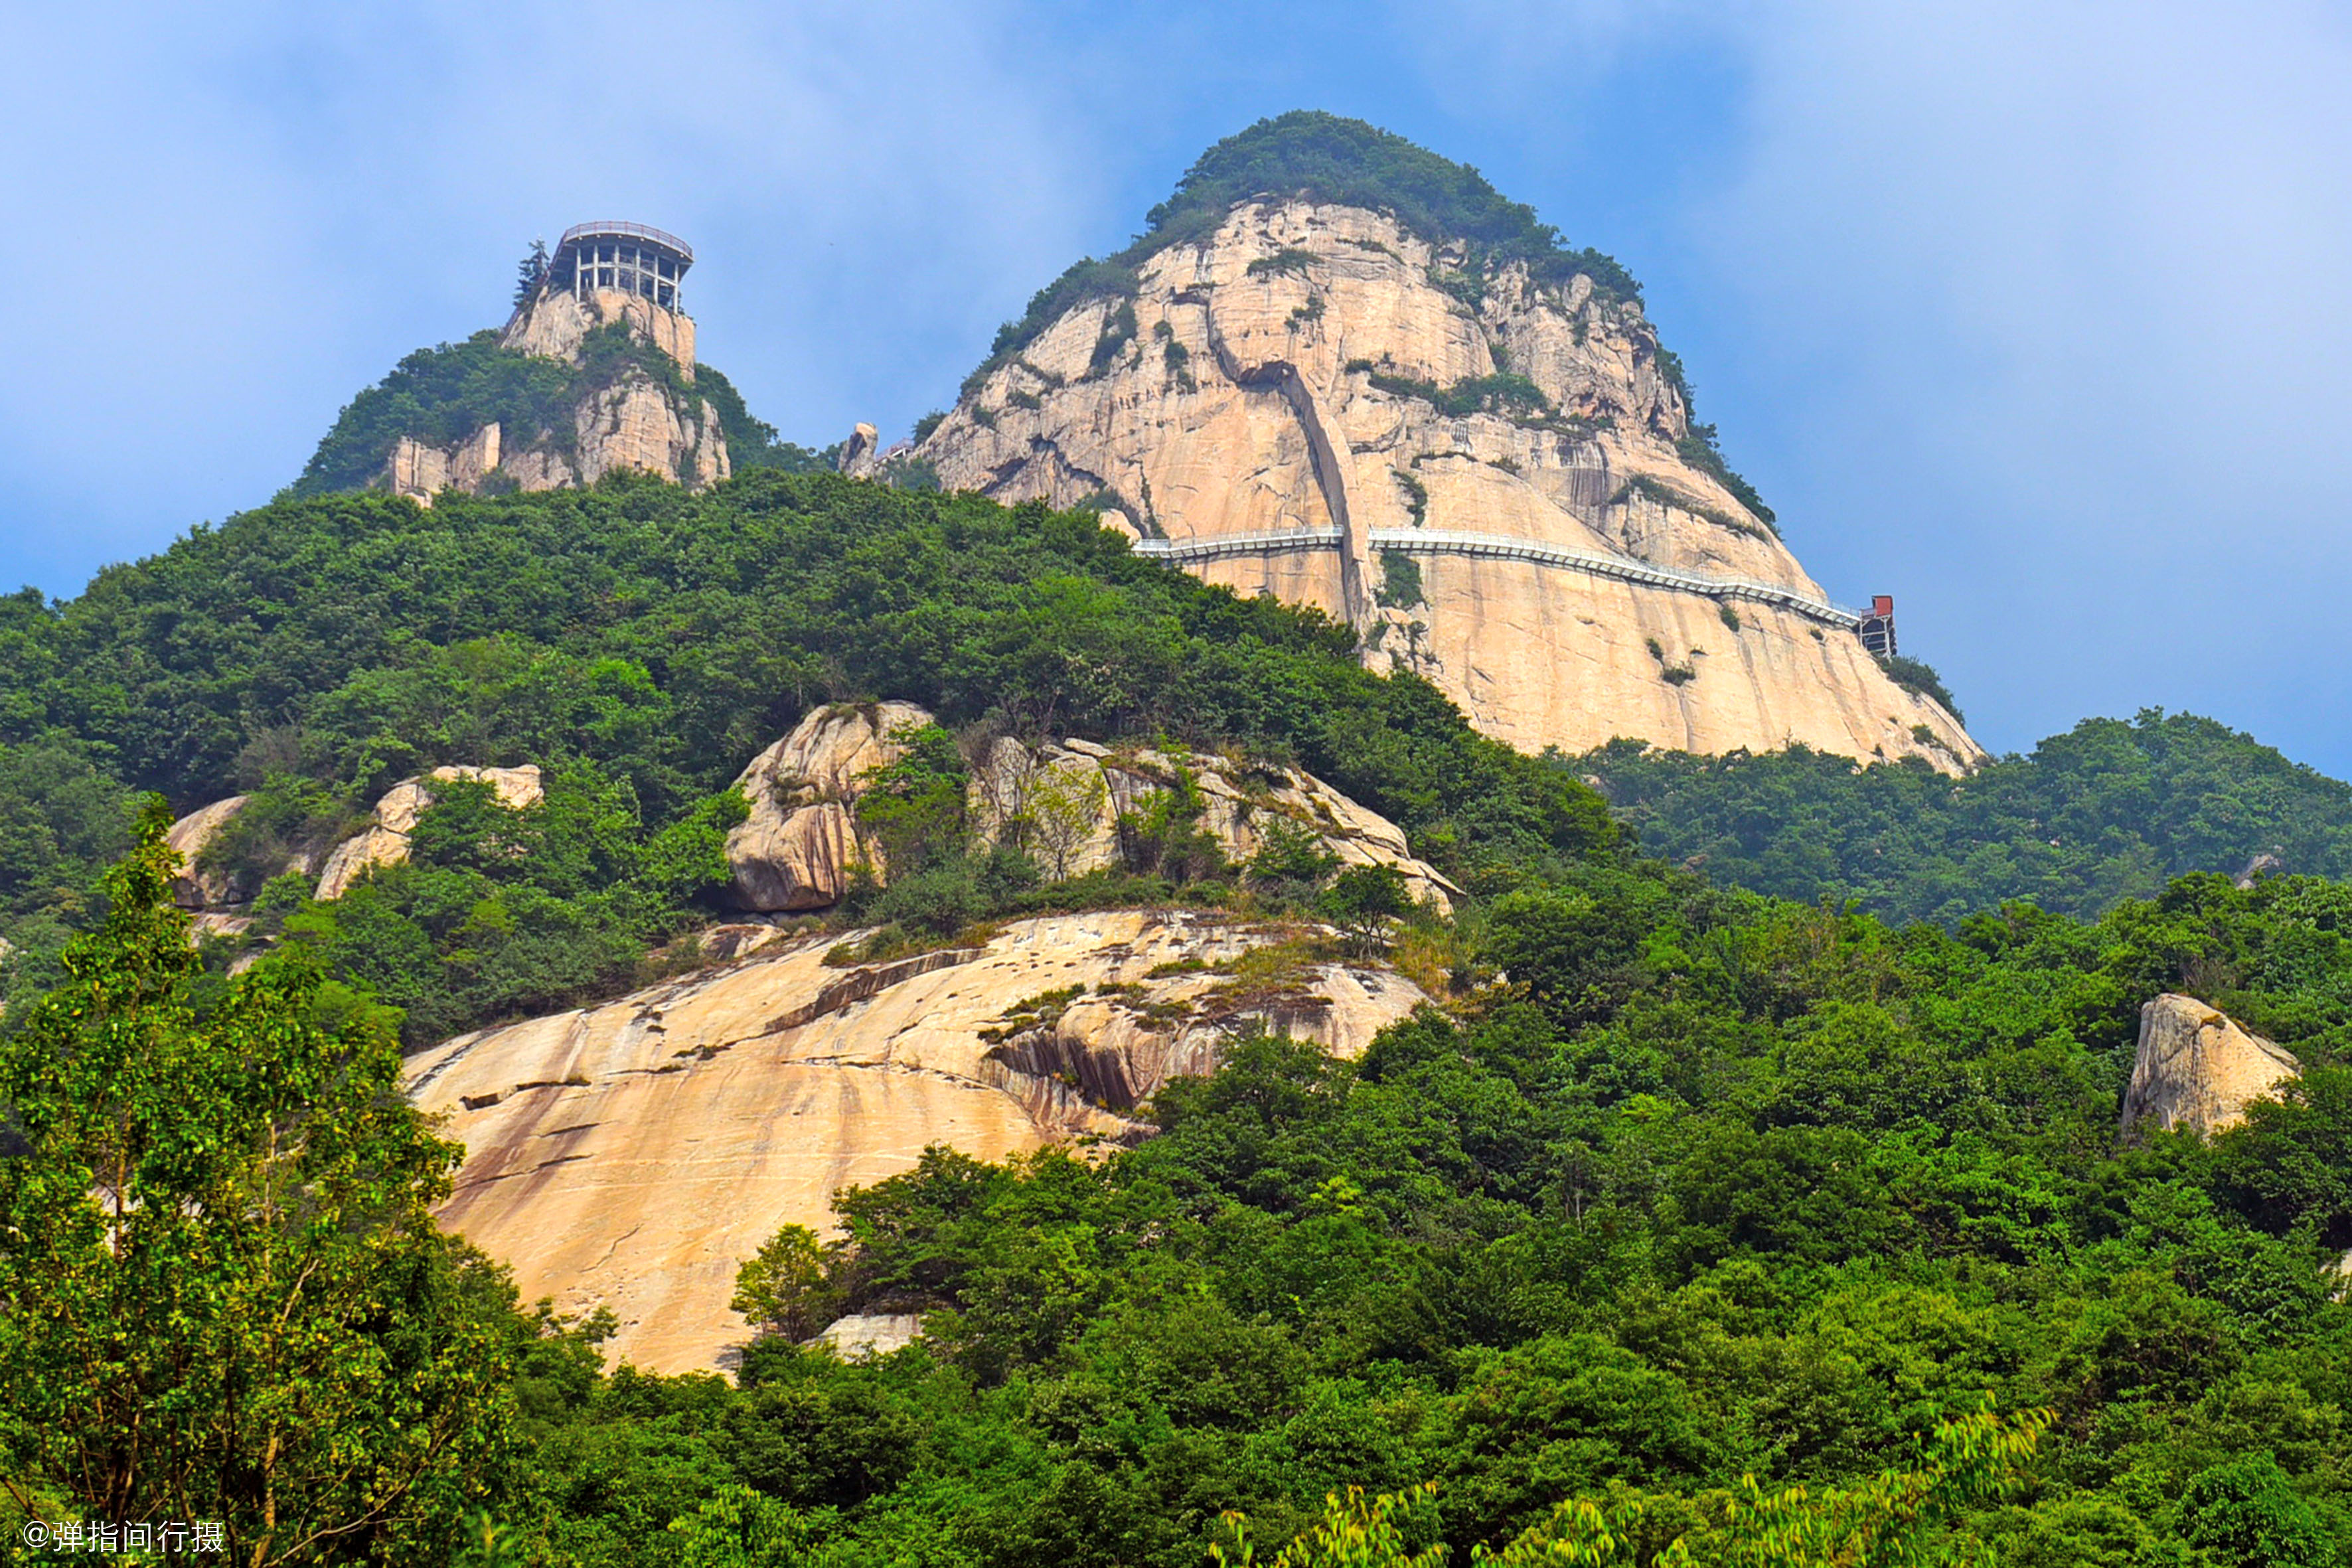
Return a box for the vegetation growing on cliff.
[1879,653,1964,720]
[680,362,839,475]
[1676,424,1777,532]
[968,112,1648,395]
[289,331,583,497]
[290,319,821,501]
[1359,368,1553,421]
[1145,112,1645,301]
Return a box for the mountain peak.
[903,123,1980,770]
[1139,111,1644,301]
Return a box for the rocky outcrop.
[385,288,728,505]
[389,424,504,499]
[406,909,1428,1371]
[969,735,1460,914]
[726,703,931,910]
[724,703,1459,915]
[838,423,880,473]
[164,795,250,909]
[2119,994,2302,1138]
[503,286,697,370]
[314,765,544,900]
[913,200,1980,770]
[813,1312,923,1360]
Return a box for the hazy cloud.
[1702,1,2352,761]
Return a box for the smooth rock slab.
[406,909,1426,1373]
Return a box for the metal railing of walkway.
[1131,528,1863,629]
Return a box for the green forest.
[1577,716,2352,926]
[0,469,2348,1567]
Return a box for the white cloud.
[1695,1,2352,757]
[1400,0,2352,764]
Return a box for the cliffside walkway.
[1131,527,1865,630]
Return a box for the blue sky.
[5,1,2349,773]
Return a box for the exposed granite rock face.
[724,703,1459,915]
[915,201,1980,769]
[503,287,697,370]
[388,424,503,499]
[385,287,728,505]
[812,1312,923,1360]
[191,912,254,943]
[406,909,1427,1371]
[164,795,250,909]
[969,735,1460,914]
[314,765,545,901]
[2119,994,2302,1138]
[726,702,932,911]
[838,422,881,474]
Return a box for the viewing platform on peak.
[550,221,694,310]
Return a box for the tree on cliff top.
[1142,110,1643,299]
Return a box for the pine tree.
[512,238,549,308]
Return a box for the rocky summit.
[895,116,1979,769]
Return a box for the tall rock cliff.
[900,115,1980,769]
[408,911,1429,1372]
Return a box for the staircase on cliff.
[881,112,1981,770]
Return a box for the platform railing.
[556,220,694,264]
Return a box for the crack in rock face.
[404,910,1428,1373]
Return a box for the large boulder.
[724,702,931,911]
[164,795,251,909]
[314,765,544,901]
[971,737,1461,914]
[2119,994,2302,1139]
[726,709,1460,916]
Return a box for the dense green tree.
[1318,865,1415,958]
[2175,1454,2332,1568]
[732,1226,841,1344]
[1581,711,2352,925]
[0,809,517,1561]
